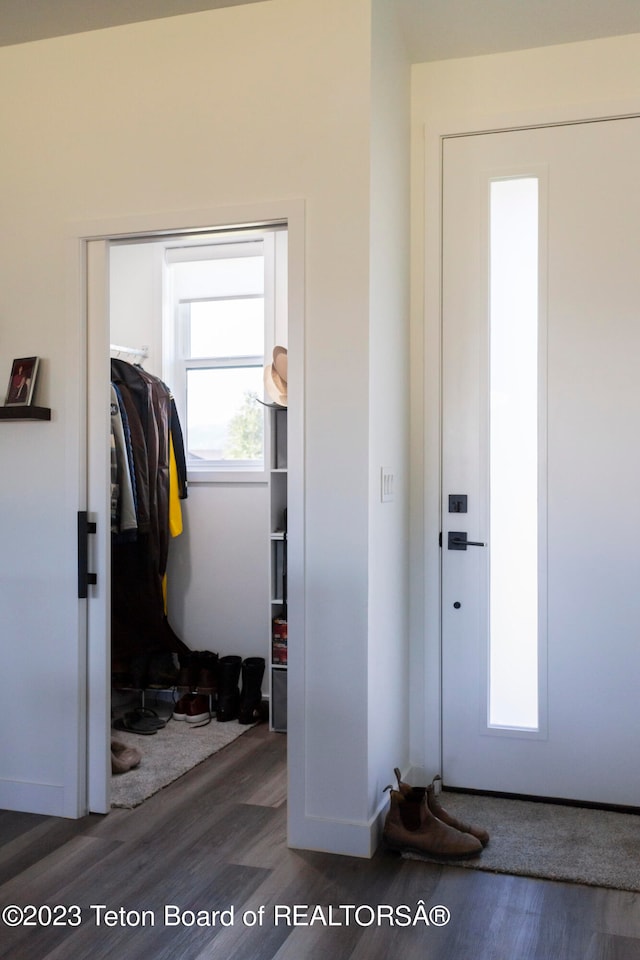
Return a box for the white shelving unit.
[269,405,288,731]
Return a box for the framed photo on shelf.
[4,357,39,407]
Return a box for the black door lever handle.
[448,532,486,550]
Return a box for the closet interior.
[108,226,288,775]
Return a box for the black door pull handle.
[448,532,486,550]
[78,511,97,598]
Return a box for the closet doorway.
[84,204,304,816]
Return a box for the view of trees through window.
[186,364,264,463]
[225,389,263,460]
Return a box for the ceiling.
[1,0,640,62]
[0,0,265,47]
[397,0,640,62]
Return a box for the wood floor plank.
[586,932,640,960]
[0,814,98,888]
[594,888,640,939]
[0,835,122,904]
[239,735,287,807]
[0,811,48,845]
[227,804,287,870]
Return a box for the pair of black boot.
[217,656,265,724]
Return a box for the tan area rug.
[403,792,640,892]
[110,714,254,808]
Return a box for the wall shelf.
[0,405,51,421]
[269,405,288,732]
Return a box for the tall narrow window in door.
[489,177,539,729]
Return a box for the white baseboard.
[287,791,389,859]
[0,778,67,817]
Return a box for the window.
[165,230,286,480]
[488,177,540,730]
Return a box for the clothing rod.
[110,343,149,358]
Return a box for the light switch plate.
[381,467,395,502]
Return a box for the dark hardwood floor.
[1,725,639,959]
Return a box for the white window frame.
[163,229,285,483]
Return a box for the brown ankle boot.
[393,768,490,848]
[383,788,482,859]
[426,780,490,847]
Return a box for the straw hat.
[264,345,288,406]
[273,345,288,382]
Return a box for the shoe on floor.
[383,787,482,860]
[111,739,142,774]
[128,707,167,729]
[173,693,195,720]
[113,716,156,735]
[185,694,211,724]
[113,708,166,735]
[393,768,490,847]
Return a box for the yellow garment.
[168,433,183,538]
[163,434,184,614]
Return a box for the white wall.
[0,0,404,854]
[109,243,162,373]
[109,243,270,671]
[167,483,268,660]
[410,31,640,783]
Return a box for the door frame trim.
[418,100,640,785]
[71,199,305,818]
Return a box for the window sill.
[187,469,268,485]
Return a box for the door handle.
[77,511,98,598]
[448,531,486,550]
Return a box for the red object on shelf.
[272,618,288,664]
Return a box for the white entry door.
[441,117,640,805]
